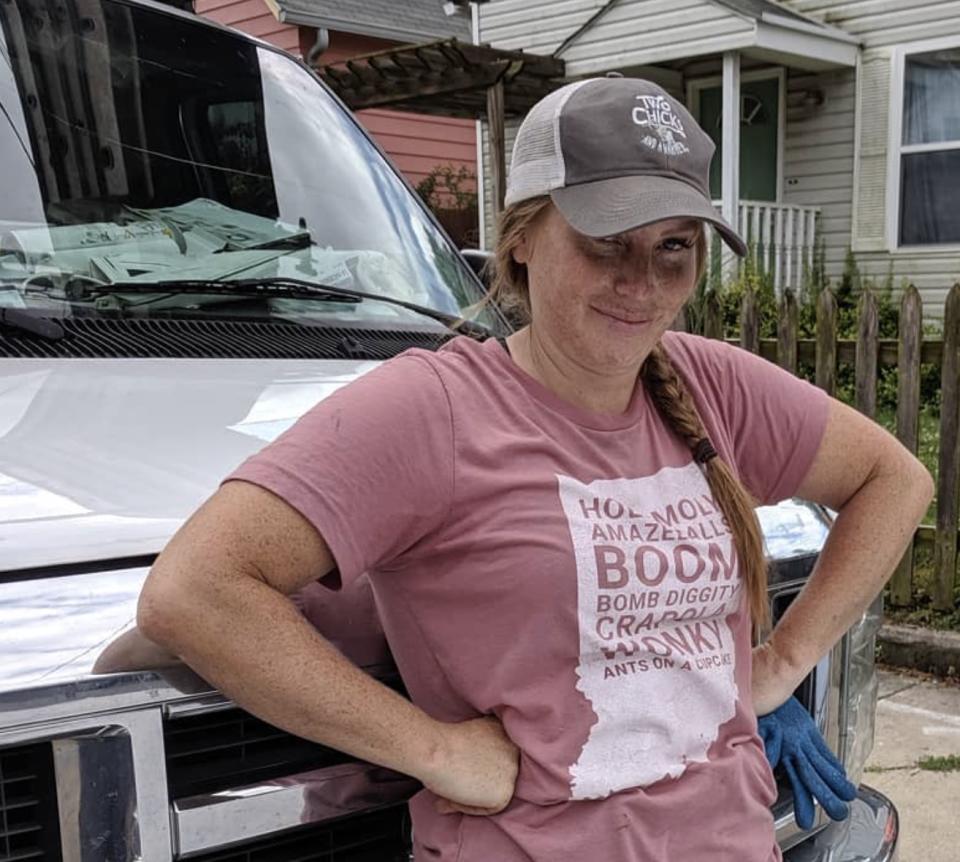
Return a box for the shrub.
[691,247,941,415]
[415,164,478,214]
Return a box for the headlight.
[840,593,883,784]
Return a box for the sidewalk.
[864,669,960,862]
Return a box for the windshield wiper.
[214,232,314,253]
[86,279,363,306]
[0,306,64,341]
[81,277,496,339]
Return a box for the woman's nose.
[612,261,655,296]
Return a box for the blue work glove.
[757,696,858,830]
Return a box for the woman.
[138,78,932,861]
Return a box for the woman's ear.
[512,232,530,265]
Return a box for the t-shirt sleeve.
[666,333,830,506]
[224,353,454,587]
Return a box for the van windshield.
[0,0,498,332]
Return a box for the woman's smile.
[589,304,654,330]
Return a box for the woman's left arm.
[752,397,934,715]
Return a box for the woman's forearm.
[138,566,446,783]
[767,453,933,681]
[137,482,451,783]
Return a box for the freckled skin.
[509,206,702,415]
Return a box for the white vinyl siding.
[477,0,613,55]
[556,0,753,76]
[479,0,754,76]
[780,0,960,49]
[848,251,959,323]
[783,68,856,279]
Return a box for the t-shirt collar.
[478,336,650,432]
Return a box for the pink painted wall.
[195,0,300,53]
[321,31,477,191]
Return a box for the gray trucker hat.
[505,77,747,256]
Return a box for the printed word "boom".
[594,542,737,588]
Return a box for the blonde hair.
[490,198,769,629]
[487,197,553,323]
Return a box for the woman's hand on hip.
[422,716,520,816]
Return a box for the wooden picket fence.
[684,282,960,612]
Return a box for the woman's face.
[513,204,702,374]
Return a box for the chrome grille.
[164,675,407,799]
[0,744,61,862]
[187,806,409,862]
[164,709,355,799]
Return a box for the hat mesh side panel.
[504,81,590,206]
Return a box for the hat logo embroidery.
[631,95,690,157]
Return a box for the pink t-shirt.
[228,332,830,862]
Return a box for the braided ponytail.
[642,345,770,631]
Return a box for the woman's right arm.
[137,479,518,815]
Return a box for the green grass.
[917,754,960,773]
[863,754,960,774]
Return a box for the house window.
[892,43,960,246]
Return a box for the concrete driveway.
[864,668,960,862]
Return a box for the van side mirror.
[460,248,495,290]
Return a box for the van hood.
[0,357,377,572]
[0,356,833,708]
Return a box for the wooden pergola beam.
[316,38,565,117]
[487,79,506,222]
[320,38,564,79]
[332,61,512,112]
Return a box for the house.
[195,0,481,240]
[476,0,960,318]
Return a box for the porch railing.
[708,200,821,295]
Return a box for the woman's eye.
[661,237,695,253]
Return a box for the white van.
[0,0,895,859]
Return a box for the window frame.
[886,35,960,252]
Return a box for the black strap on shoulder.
[496,335,510,356]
